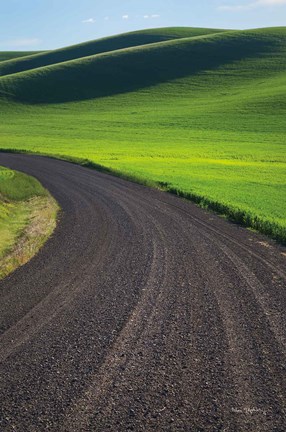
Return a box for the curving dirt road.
[0,153,286,432]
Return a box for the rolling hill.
[0,27,225,78]
[0,26,285,242]
[0,51,43,63]
[0,28,285,103]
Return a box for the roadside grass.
[0,166,48,200]
[0,166,58,279]
[0,27,285,243]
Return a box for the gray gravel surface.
[0,153,286,432]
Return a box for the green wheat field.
[0,27,285,242]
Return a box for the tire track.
[0,154,285,432]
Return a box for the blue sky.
[0,0,285,51]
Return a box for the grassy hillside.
[0,27,225,78]
[0,51,43,62]
[0,28,284,103]
[0,27,285,243]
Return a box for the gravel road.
[0,154,285,431]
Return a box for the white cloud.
[218,0,286,10]
[104,16,109,21]
[82,18,96,24]
[143,14,160,19]
[258,0,286,3]
[122,15,129,20]
[0,38,42,48]
[218,3,253,10]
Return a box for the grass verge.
[0,166,59,279]
[2,150,285,245]
[57,155,286,245]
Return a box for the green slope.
[0,28,284,104]
[0,51,43,62]
[0,27,285,243]
[0,27,225,78]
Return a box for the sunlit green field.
[0,27,285,242]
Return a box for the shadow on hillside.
[0,33,194,78]
[0,34,281,104]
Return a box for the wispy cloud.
[122,15,129,20]
[82,18,96,24]
[258,0,286,3]
[219,0,286,11]
[144,14,160,19]
[0,38,42,48]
